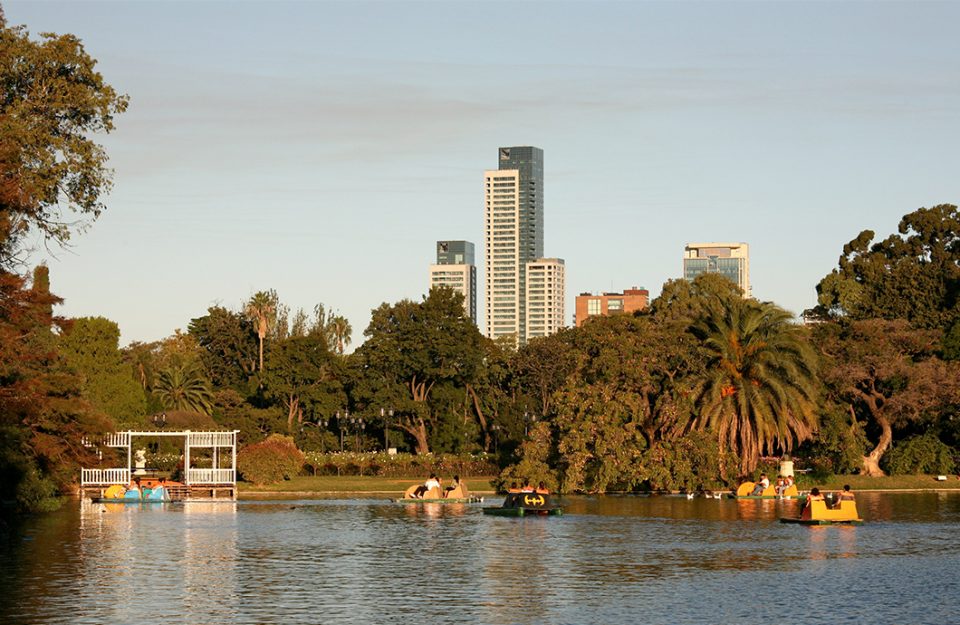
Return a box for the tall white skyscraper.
[525,258,565,340]
[428,240,476,322]
[484,146,544,345]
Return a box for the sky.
[6,1,960,348]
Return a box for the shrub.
[641,432,736,492]
[883,433,957,475]
[302,451,497,477]
[237,434,305,485]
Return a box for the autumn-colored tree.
[815,319,960,476]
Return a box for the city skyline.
[5,2,958,347]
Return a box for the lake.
[1,492,958,625]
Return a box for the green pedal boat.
[483,492,563,517]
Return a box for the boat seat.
[803,499,860,521]
[445,482,468,499]
[403,485,420,499]
[736,482,776,497]
[423,486,443,500]
[104,484,126,499]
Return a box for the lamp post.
[380,407,394,451]
[524,411,537,437]
[335,410,348,452]
[349,416,365,452]
[491,423,500,456]
[152,412,166,429]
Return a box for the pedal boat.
[393,482,482,504]
[482,492,563,517]
[92,483,173,504]
[729,481,800,499]
[780,499,863,525]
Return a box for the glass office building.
[429,240,477,323]
[682,243,751,297]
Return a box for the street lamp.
[524,411,537,437]
[349,416,365,452]
[335,410,349,452]
[491,423,501,456]
[380,407,394,451]
[152,412,166,429]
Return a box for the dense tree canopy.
[0,22,127,267]
[815,203,960,330]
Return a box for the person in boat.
[785,475,795,489]
[413,474,441,498]
[774,475,786,496]
[833,484,855,508]
[150,477,168,500]
[803,487,824,512]
[520,479,535,493]
[507,481,520,493]
[124,478,142,499]
[535,481,550,494]
[444,475,462,498]
[750,473,770,496]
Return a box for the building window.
[608,299,623,312]
[587,299,601,316]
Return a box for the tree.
[690,298,820,476]
[245,290,278,373]
[188,306,258,389]
[152,364,214,415]
[0,22,128,267]
[58,316,147,428]
[330,315,352,355]
[815,204,960,330]
[0,267,111,511]
[262,335,342,433]
[650,274,745,323]
[815,319,960,475]
[355,288,482,454]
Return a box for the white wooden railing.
[187,432,235,447]
[82,468,130,486]
[187,468,235,485]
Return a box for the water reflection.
[1,493,959,625]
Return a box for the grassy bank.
[797,474,960,491]
[238,474,960,497]
[239,475,499,496]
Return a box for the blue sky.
[7,1,959,347]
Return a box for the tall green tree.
[245,290,278,373]
[690,298,820,476]
[0,21,128,267]
[355,287,482,454]
[188,306,258,389]
[58,316,147,428]
[815,204,960,330]
[262,335,342,432]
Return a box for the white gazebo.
[80,430,239,500]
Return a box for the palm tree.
[245,290,277,372]
[330,315,352,355]
[690,298,820,476]
[153,364,214,415]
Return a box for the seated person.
[774,476,786,496]
[413,474,441,498]
[804,487,824,511]
[444,475,462,497]
[507,481,520,493]
[833,484,854,508]
[750,473,770,496]
[519,479,535,493]
[149,477,168,500]
[124,478,142,499]
[535,481,550,494]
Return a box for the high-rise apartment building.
[525,258,565,340]
[484,146,545,344]
[429,240,476,322]
[683,242,751,297]
[574,287,649,327]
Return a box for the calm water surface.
[2,492,959,625]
